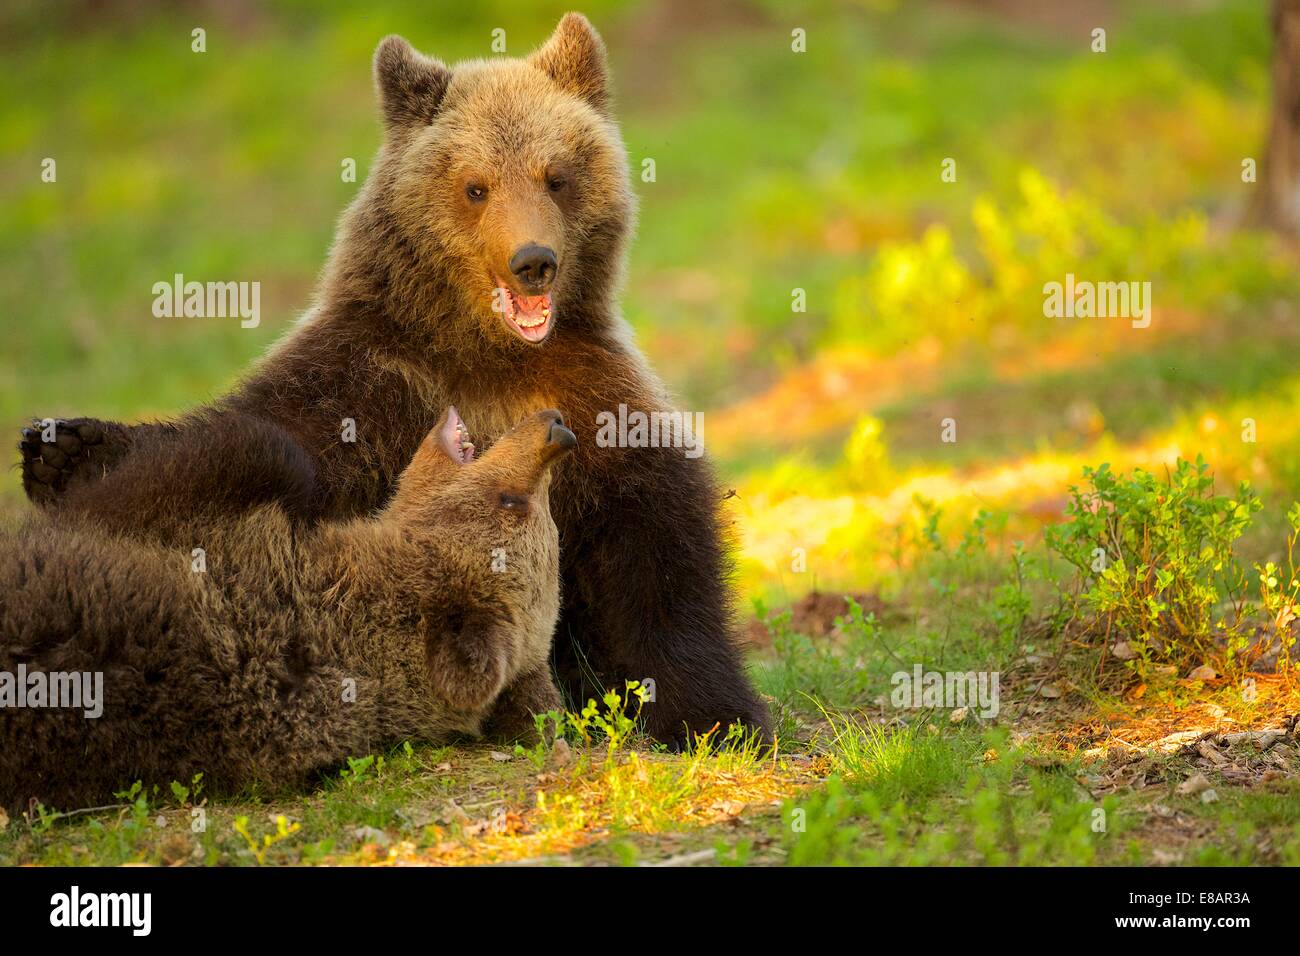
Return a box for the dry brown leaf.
[710,799,746,817]
[1197,741,1228,766]
[1154,730,1204,752]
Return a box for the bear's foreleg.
[422,604,513,717]
[19,417,150,506]
[50,412,317,545]
[557,447,772,748]
[480,662,563,744]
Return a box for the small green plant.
[112,780,155,831]
[565,681,649,753]
[25,801,60,834]
[338,754,382,786]
[1254,502,1300,673]
[990,542,1033,650]
[914,495,945,553]
[513,709,568,768]
[1047,457,1260,674]
[233,814,301,865]
[169,772,204,808]
[956,507,1009,562]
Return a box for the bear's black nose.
[509,244,557,292]
[547,421,577,451]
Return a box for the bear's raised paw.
[19,418,111,505]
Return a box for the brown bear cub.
[17,13,770,745]
[0,409,574,811]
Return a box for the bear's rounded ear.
[374,35,452,129]
[528,13,609,114]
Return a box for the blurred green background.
[2,0,1296,605]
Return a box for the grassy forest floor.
[4,627,1298,866]
[3,0,1300,865]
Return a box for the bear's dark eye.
[546,176,567,194]
[498,492,530,512]
[466,184,488,202]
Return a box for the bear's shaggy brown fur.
[18,14,770,745]
[0,409,573,811]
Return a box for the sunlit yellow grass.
[353,749,826,867]
[731,378,1300,601]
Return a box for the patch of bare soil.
[744,589,886,647]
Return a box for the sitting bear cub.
[0,408,574,811]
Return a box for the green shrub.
[1047,456,1260,674]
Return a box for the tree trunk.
[1252,0,1300,233]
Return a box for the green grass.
[3,584,1296,866]
[778,719,1300,866]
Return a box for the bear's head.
[391,405,576,563]
[365,14,634,349]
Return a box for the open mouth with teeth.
[439,406,476,463]
[494,277,552,344]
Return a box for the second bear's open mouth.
[440,406,475,464]
[493,277,552,344]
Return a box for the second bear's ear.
[374,35,452,129]
[528,13,609,114]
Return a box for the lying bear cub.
[0,408,574,811]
